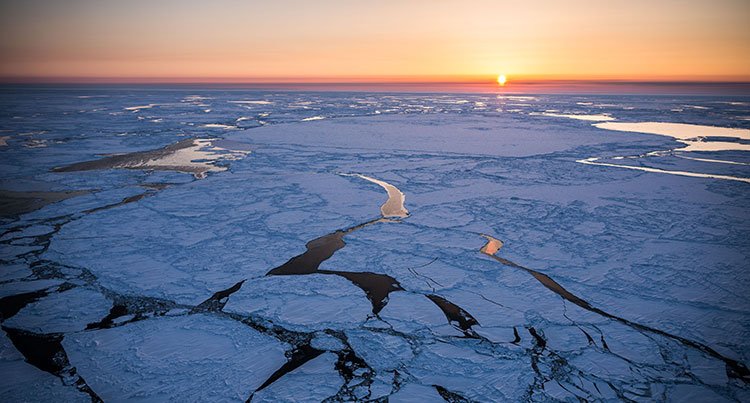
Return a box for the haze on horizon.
[0,0,749,83]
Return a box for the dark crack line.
[247,342,325,402]
[2,327,103,402]
[484,251,750,382]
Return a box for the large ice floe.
[1,89,749,402]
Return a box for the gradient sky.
[1,0,749,82]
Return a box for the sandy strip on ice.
[0,136,9,146]
[53,138,251,179]
[342,174,409,218]
[577,157,750,184]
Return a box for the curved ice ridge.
[593,122,750,152]
[341,173,409,218]
[579,122,750,183]
[577,157,750,184]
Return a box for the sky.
[0,0,749,83]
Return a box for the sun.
[497,74,507,86]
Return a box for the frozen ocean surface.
[1,86,749,402]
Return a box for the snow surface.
[5,287,112,333]
[62,314,288,402]
[1,89,748,401]
[0,331,89,402]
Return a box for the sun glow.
[497,74,507,86]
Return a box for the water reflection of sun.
[497,74,507,86]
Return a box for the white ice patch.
[63,314,288,402]
[228,100,273,105]
[675,154,750,166]
[223,275,371,331]
[580,122,750,182]
[593,121,750,152]
[124,104,157,112]
[201,124,239,130]
[378,292,461,336]
[346,329,414,371]
[251,352,343,402]
[577,157,750,184]
[301,116,326,121]
[5,287,112,333]
[389,383,444,402]
[406,341,533,400]
[538,112,615,121]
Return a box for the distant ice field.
[1,87,749,402]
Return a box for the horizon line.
[2,75,750,85]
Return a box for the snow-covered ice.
[62,314,288,402]
[5,287,112,333]
[1,89,748,401]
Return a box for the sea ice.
[0,331,89,402]
[62,314,288,402]
[5,287,112,334]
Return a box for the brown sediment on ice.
[52,138,251,179]
[479,234,750,382]
[0,190,89,217]
[342,174,409,218]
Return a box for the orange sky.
[1,0,749,82]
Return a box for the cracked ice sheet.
[251,352,343,403]
[406,340,533,401]
[389,383,444,402]
[0,330,89,402]
[45,170,382,305]
[346,329,414,372]
[223,274,371,331]
[5,287,112,333]
[62,314,288,402]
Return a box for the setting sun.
[497,74,507,86]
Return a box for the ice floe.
[53,138,251,179]
[538,112,616,121]
[0,331,89,402]
[123,104,157,112]
[250,352,343,402]
[577,157,750,183]
[5,288,112,334]
[593,121,750,152]
[62,314,288,401]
